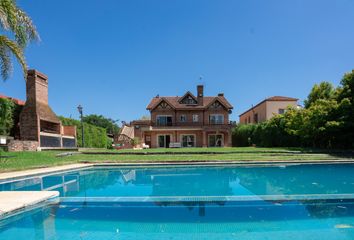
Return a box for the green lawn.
[0,147,353,173]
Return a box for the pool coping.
[0,163,94,182]
[0,191,59,217]
[1,160,354,182]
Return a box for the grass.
[0,147,353,173]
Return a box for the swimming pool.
[1,163,354,239]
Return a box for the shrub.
[59,116,108,148]
[0,98,15,135]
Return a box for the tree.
[304,81,335,108]
[0,98,14,135]
[0,0,39,80]
[82,114,120,135]
[140,115,151,120]
[336,71,354,148]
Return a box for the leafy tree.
[336,71,354,148]
[304,81,335,108]
[0,0,39,80]
[0,97,14,135]
[140,115,151,120]
[82,114,120,135]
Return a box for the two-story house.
[119,85,234,148]
[239,96,299,124]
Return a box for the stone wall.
[8,140,39,152]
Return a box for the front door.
[158,135,171,148]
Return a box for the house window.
[278,109,285,114]
[254,113,258,123]
[208,134,223,147]
[193,114,199,122]
[156,116,172,126]
[180,115,187,122]
[209,114,224,124]
[181,135,195,147]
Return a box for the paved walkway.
[0,191,59,216]
[0,163,93,181]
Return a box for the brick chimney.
[26,69,48,105]
[197,85,204,106]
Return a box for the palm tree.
[0,0,39,81]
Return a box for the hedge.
[59,116,108,148]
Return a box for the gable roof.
[178,91,198,103]
[117,125,134,141]
[147,95,233,110]
[239,96,298,117]
[149,97,176,111]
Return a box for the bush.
[232,124,257,147]
[0,98,15,135]
[60,116,108,148]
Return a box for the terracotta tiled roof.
[0,94,25,106]
[146,95,233,110]
[265,96,298,101]
[239,96,298,117]
[117,125,134,141]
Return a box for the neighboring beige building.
[239,96,298,124]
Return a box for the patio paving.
[0,191,59,216]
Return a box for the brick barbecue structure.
[117,85,234,148]
[18,69,76,149]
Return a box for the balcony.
[149,121,234,131]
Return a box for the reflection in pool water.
[1,164,354,198]
[1,164,354,239]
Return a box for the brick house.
[239,96,299,124]
[119,85,234,148]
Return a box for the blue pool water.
[1,164,354,239]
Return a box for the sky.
[1,0,354,123]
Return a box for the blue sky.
[1,0,354,122]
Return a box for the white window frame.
[208,134,224,147]
[278,109,285,114]
[180,134,196,148]
[209,114,224,124]
[156,115,173,126]
[192,114,199,123]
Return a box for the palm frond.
[0,35,26,80]
[0,44,12,80]
[0,0,18,31]
[16,8,40,43]
[0,0,39,81]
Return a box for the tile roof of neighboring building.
[265,96,299,101]
[146,95,233,110]
[239,96,298,117]
[0,94,25,106]
[117,125,134,141]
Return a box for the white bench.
[169,142,181,148]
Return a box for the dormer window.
[179,92,198,105]
[181,96,197,104]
